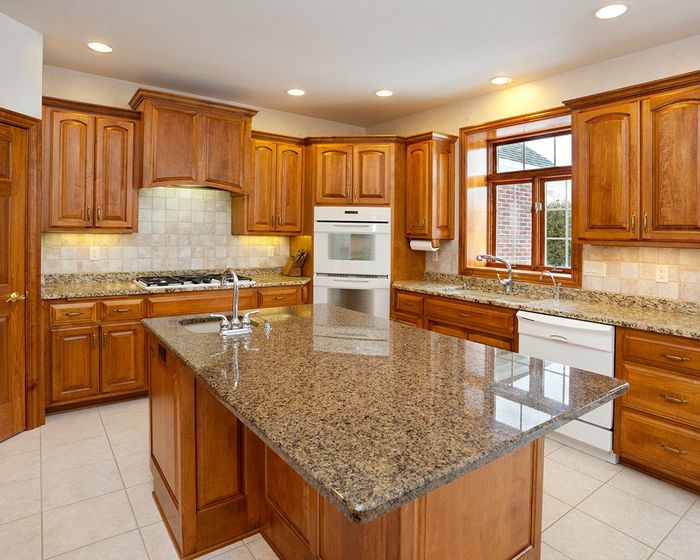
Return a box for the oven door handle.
[331,278,370,283]
[331,224,372,228]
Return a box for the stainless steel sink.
[179,316,259,334]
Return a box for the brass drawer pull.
[457,312,471,318]
[113,308,132,313]
[65,311,85,317]
[404,302,415,307]
[660,394,690,405]
[272,296,286,301]
[661,443,688,456]
[661,353,690,362]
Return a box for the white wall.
[367,34,700,137]
[0,12,42,118]
[43,65,366,137]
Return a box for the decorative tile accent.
[42,187,290,274]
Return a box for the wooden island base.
[148,333,544,560]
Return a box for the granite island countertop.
[142,303,627,523]
[41,269,310,300]
[394,279,700,341]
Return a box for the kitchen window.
[460,108,581,286]
[488,131,573,272]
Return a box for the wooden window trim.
[459,107,582,288]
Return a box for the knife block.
[282,257,303,277]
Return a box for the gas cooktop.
[135,273,255,290]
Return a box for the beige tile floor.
[0,398,698,560]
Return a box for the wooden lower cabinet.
[45,285,308,412]
[150,333,544,560]
[615,327,700,492]
[392,290,517,351]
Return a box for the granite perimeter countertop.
[394,279,700,341]
[41,269,310,300]
[143,304,627,524]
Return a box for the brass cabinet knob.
[5,291,26,303]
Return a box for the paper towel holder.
[409,239,440,252]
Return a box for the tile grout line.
[42,528,141,560]
[39,427,45,560]
[98,405,153,560]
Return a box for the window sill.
[461,266,581,289]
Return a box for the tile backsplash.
[582,245,700,302]
[42,187,290,274]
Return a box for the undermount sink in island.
[142,304,627,560]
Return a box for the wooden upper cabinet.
[232,134,304,235]
[276,143,303,232]
[94,118,135,229]
[353,144,392,205]
[129,89,256,193]
[642,86,700,242]
[43,99,139,232]
[572,101,641,241]
[405,133,457,240]
[45,109,95,229]
[314,144,353,204]
[247,139,277,232]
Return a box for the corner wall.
[0,12,42,118]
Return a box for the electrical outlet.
[89,247,100,261]
[656,264,669,283]
[267,246,274,257]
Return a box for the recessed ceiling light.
[490,76,512,86]
[87,42,113,53]
[286,89,306,96]
[595,3,628,19]
[375,90,394,97]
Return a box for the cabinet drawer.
[147,291,236,317]
[427,320,468,339]
[621,362,700,427]
[620,329,700,375]
[424,297,515,337]
[394,312,423,328]
[101,299,144,322]
[49,302,98,325]
[258,287,301,308]
[467,332,513,351]
[395,291,424,315]
[619,408,700,483]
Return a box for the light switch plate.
[656,264,669,283]
[89,247,100,261]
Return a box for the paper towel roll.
[409,239,439,252]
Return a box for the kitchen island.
[143,304,627,560]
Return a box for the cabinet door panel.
[49,326,99,404]
[94,118,135,229]
[433,141,454,239]
[642,87,700,241]
[248,140,276,232]
[46,110,95,228]
[406,141,430,237]
[201,113,245,191]
[574,102,640,240]
[276,143,303,232]
[150,104,198,184]
[353,145,391,205]
[101,322,146,394]
[314,145,352,204]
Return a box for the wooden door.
[353,144,392,205]
[0,123,27,442]
[642,86,700,242]
[573,101,641,241]
[100,322,145,394]
[94,117,135,230]
[314,144,352,204]
[247,139,276,232]
[200,112,246,192]
[406,141,431,237]
[49,326,100,404]
[45,109,95,229]
[276,143,303,232]
[148,102,198,185]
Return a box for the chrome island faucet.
[476,254,514,294]
[540,270,562,301]
[221,268,242,328]
[216,268,258,337]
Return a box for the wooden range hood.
[129,89,257,193]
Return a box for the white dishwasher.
[517,311,618,463]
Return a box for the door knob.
[5,291,26,303]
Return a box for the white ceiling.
[2,0,700,127]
